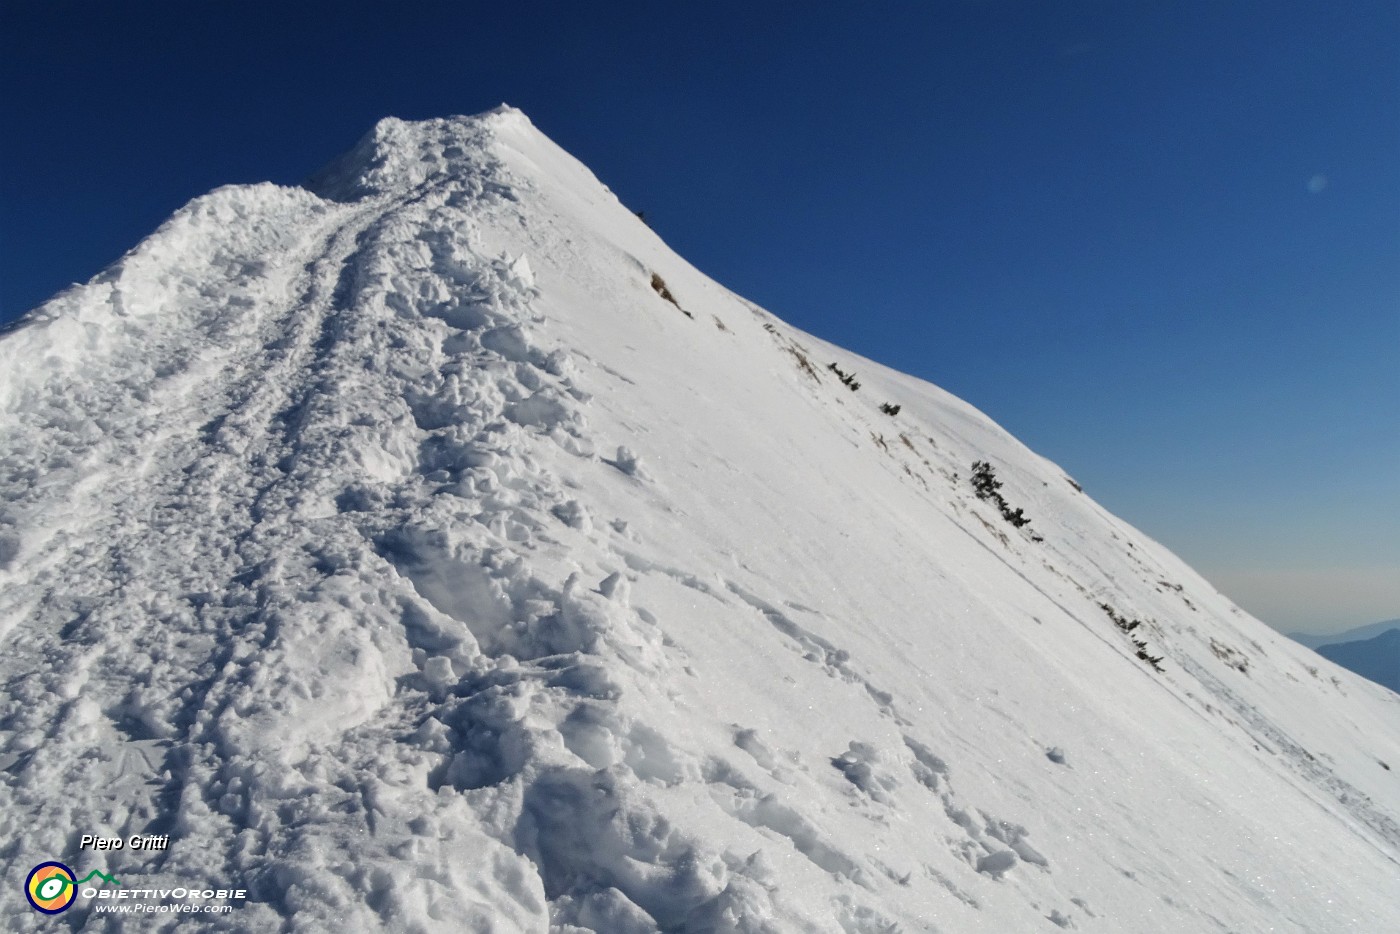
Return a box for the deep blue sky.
[3,1,1397,634]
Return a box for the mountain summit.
[1,108,1397,932]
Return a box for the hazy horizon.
[1206,569,1399,637]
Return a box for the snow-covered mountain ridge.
[1,106,1397,932]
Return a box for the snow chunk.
[830,740,898,804]
[607,445,648,479]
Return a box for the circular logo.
[25,862,77,914]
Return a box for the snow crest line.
[2,110,1398,932]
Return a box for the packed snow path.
[1,109,1397,932]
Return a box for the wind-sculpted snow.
[1,107,1398,932]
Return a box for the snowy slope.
[1,107,1397,933]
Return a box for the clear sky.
[2,1,1396,636]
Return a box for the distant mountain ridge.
[1291,617,1400,696]
[1289,617,1400,650]
[1315,629,1400,696]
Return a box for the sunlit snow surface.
[1,108,1397,932]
